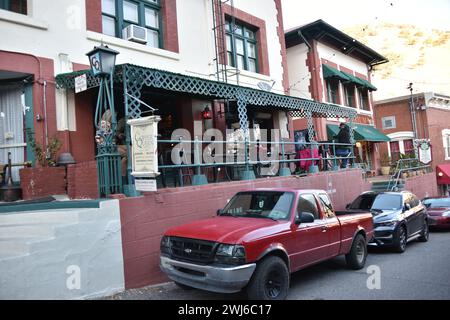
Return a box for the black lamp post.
[86,44,123,197]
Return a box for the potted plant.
[20,132,66,200]
[380,153,391,176]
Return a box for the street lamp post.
[86,44,123,197]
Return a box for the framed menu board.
[127,116,161,178]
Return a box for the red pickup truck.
[160,188,374,300]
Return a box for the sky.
[281,0,450,31]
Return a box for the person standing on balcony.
[334,123,351,168]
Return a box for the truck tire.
[418,220,429,242]
[345,234,367,270]
[246,256,289,300]
[393,225,407,253]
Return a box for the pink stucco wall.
[404,172,439,199]
[118,169,371,289]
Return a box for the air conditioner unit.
[122,25,147,44]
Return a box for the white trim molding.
[87,31,180,61]
[387,131,414,141]
[0,8,48,30]
[442,129,450,160]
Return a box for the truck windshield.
[221,192,294,221]
[371,194,402,211]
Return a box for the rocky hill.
[344,23,450,100]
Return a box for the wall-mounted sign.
[135,179,157,192]
[128,116,161,178]
[418,141,432,165]
[75,74,87,93]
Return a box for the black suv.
[347,191,429,253]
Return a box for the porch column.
[237,90,255,181]
[349,118,357,168]
[307,112,319,173]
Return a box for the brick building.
[285,20,390,173]
[374,92,450,195]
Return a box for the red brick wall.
[425,108,450,169]
[374,97,450,170]
[222,4,270,76]
[161,0,179,53]
[67,161,99,199]
[85,0,102,33]
[20,167,66,200]
[119,169,371,289]
[374,101,413,136]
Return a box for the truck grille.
[170,237,217,264]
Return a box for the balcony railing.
[154,139,356,188]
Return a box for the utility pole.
[407,83,418,139]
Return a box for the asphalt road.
[107,230,450,300]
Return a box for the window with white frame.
[382,116,396,130]
[443,129,450,160]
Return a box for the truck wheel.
[345,234,367,270]
[418,220,429,242]
[247,256,289,300]
[174,282,193,290]
[393,225,407,253]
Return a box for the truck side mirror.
[217,209,223,216]
[295,212,315,224]
[346,203,351,210]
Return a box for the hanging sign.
[418,141,432,165]
[128,116,161,178]
[75,74,87,93]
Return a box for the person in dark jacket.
[334,123,352,168]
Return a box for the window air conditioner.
[122,25,147,44]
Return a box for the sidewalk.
[102,282,244,300]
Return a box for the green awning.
[323,64,351,82]
[341,71,377,91]
[327,124,340,140]
[357,78,377,91]
[327,124,391,142]
[341,71,366,87]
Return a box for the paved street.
[107,230,450,300]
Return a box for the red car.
[422,197,450,229]
[160,189,374,300]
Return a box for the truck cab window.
[297,194,320,220]
[319,193,335,218]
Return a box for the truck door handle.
[321,226,328,233]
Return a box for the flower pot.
[381,166,390,176]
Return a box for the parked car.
[160,189,374,300]
[347,191,429,253]
[422,197,450,229]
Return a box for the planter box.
[20,167,66,200]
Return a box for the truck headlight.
[214,244,246,265]
[160,236,171,255]
[443,211,450,217]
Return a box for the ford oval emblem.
[184,248,192,254]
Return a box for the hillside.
[344,23,450,100]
